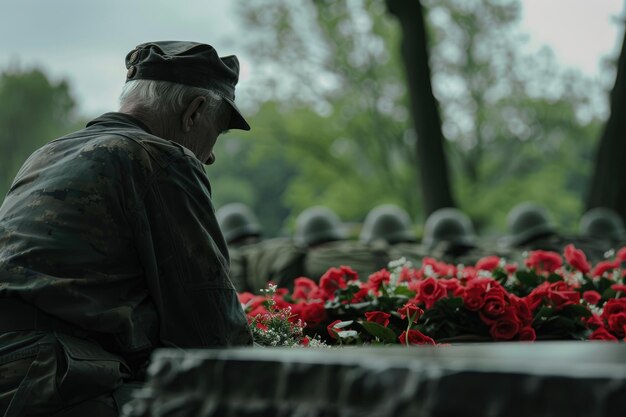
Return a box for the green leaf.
[517,271,541,287]
[440,297,464,309]
[359,321,397,343]
[533,306,554,324]
[547,273,563,283]
[559,304,592,318]
[492,269,507,283]
[394,286,416,297]
[602,288,617,300]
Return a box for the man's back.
[0,112,251,363]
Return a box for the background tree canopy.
[0,0,617,239]
[0,67,82,197]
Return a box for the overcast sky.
[0,0,623,117]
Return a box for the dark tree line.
[587,26,626,221]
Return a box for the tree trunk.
[586,28,626,220]
[385,0,456,217]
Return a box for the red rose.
[300,302,327,327]
[350,287,371,303]
[364,311,391,327]
[398,329,435,346]
[583,290,602,305]
[584,313,603,328]
[399,267,419,283]
[238,292,256,305]
[340,265,359,282]
[440,278,463,296]
[398,303,423,322]
[607,312,626,337]
[525,250,563,274]
[327,319,343,339]
[564,244,591,274]
[476,256,501,271]
[548,289,580,309]
[300,337,310,346]
[422,258,456,277]
[319,267,348,299]
[463,285,486,311]
[504,263,518,275]
[602,298,626,319]
[589,327,618,341]
[591,260,619,278]
[489,307,521,340]
[255,321,268,331]
[460,266,478,281]
[611,284,626,293]
[510,295,533,325]
[366,269,391,291]
[518,326,536,341]
[292,277,319,301]
[480,288,507,325]
[417,277,446,308]
[617,247,626,262]
[526,281,551,311]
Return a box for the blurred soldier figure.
[216,203,262,291]
[360,204,424,267]
[241,236,306,293]
[217,203,262,248]
[294,206,347,248]
[499,202,606,263]
[577,207,626,260]
[360,204,416,245]
[500,202,558,251]
[580,207,626,246]
[422,207,486,264]
[296,206,380,282]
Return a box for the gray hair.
[119,79,223,115]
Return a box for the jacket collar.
[86,112,152,135]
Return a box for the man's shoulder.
[55,126,198,172]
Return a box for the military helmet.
[294,206,347,247]
[580,207,626,241]
[359,204,416,244]
[422,207,476,250]
[216,203,262,245]
[504,202,556,247]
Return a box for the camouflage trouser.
[0,330,138,416]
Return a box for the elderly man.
[0,41,253,416]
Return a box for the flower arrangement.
[238,245,626,346]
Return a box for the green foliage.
[424,0,605,232]
[227,0,421,231]
[358,320,397,343]
[228,0,609,237]
[0,67,79,199]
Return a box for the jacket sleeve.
[131,153,253,348]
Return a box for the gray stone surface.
[123,343,626,417]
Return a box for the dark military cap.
[125,41,250,131]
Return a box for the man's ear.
[181,96,207,132]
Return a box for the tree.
[586,26,626,220]
[233,0,423,224]
[422,0,605,231]
[385,0,456,216]
[231,0,605,234]
[0,67,78,198]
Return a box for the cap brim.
[224,97,250,131]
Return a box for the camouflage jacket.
[0,113,252,363]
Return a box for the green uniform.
[0,113,252,415]
[233,238,306,292]
[304,240,387,282]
